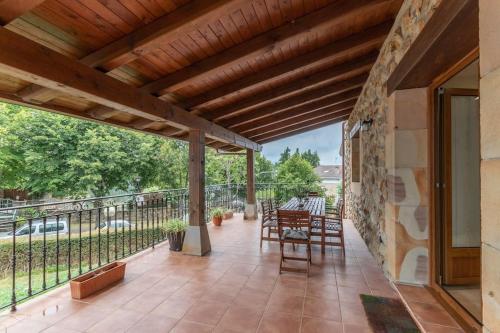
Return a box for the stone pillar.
[244,149,258,220]
[385,88,429,285]
[183,129,211,256]
[479,2,500,331]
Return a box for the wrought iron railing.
[0,183,323,311]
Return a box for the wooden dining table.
[280,197,327,254]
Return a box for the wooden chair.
[260,199,278,247]
[277,209,312,275]
[307,191,319,197]
[311,201,345,255]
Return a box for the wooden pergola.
[0,0,401,255]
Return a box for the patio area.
[0,214,462,333]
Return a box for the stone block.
[481,159,500,249]
[482,244,500,332]
[387,88,428,131]
[480,69,500,159]
[387,168,428,206]
[480,0,500,76]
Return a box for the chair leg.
[279,242,284,273]
[260,225,264,248]
[340,229,345,256]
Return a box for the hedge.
[0,228,166,279]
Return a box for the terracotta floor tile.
[306,282,339,300]
[170,320,214,333]
[122,290,170,313]
[226,264,257,277]
[342,323,374,332]
[4,318,49,333]
[126,312,178,333]
[26,299,87,325]
[54,305,114,332]
[42,325,81,333]
[339,300,370,326]
[233,287,271,309]
[257,311,301,333]
[337,286,370,304]
[183,300,229,326]
[301,316,343,333]
[420,322,465,333]
[87,308,144,333]
[216,305,264,333]
[150,298,194,319]
[303,296,341,321]
[266,294,304,316]
[396,284,440,305]
[409,301,461,328]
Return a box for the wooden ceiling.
[0,0,402,151]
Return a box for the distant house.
[314,165,342,194]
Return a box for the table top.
[280,197,325,217]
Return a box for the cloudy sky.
[261,122,343,165]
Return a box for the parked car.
[99,219,133,230]
[0,218,68,239]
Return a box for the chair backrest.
[277,209,310,234]
[261,199,273,222]
[307,191,319,197]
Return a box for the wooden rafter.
[245,105,354,138]
[0,0,45,25]
[16,0,249,103]
[225,83,363,130]
[183,21,392,110]
[255,114,351,143]
[141,0,397,95]
[0,27,260,151]
[233,92,359,134]
[202,53,376,123]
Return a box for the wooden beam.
[257,115,351,144]
[203,53,376,122]
[129,117,157,130]
[184,21,392,109]
[0,90,227,150]
[0,27,261,151]
[386,0,478,95]
[245,105,353,138]
[238,98,359,137]
[16,0,248,102]
[226,85,362,131]
[141,0,397,95]
[87,106,121,120]
[0,0,45,25]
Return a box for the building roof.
[314,165,342,180]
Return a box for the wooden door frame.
[427,48,482,331]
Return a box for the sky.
[261,122,343,165]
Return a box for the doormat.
[360,294,420,333]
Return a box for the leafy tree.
[278,146,291,164]
[277,154,321,185]
[255,152,275,183]
[301,149,320,167]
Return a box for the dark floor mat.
[360,294,421,333]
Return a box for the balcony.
[0,209,462,332]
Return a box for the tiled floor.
[0,214,461,332]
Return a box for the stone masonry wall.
[343,0,440,281]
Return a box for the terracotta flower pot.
[212,216,223,226]
[167,231,185,251]
[223,211,233,220]
[70,262,126,299]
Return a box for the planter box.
[223,211,233,220]
[70,262,126,299]
[167,231,185,251]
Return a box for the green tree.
[301,149,320,167]
[278,146,291,164]
[277,154,321,185]
[255,152,274,183]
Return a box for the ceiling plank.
[232,95,358,135]
[225,84,362,130]
[0,0,45,25]
[256,115,350,143]
[141,0,396,95]
[0,27,260,151]
[184,21,392,110]
[245,106,353,138]
[16,0,249,102]
[204,53,376,122]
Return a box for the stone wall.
[343,0,440,282]
[478,1,500,331]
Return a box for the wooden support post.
[183,129,211,256]
[244,149,258,220]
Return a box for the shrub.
[210,207,224,218]
[162,219,187,234]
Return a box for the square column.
[183,129,211,256]
[244,149,258,220]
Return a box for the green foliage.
[162,219,187,233]
[0,228,164,279]
[277,154,321,185]
[210,207,224,218]
[278,147,291,164]
[300,149,320,167]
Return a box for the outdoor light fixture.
[361,118,373,131]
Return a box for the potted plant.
[211,208,224,226]
[223,209,233,220]
[162,219,187,251]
